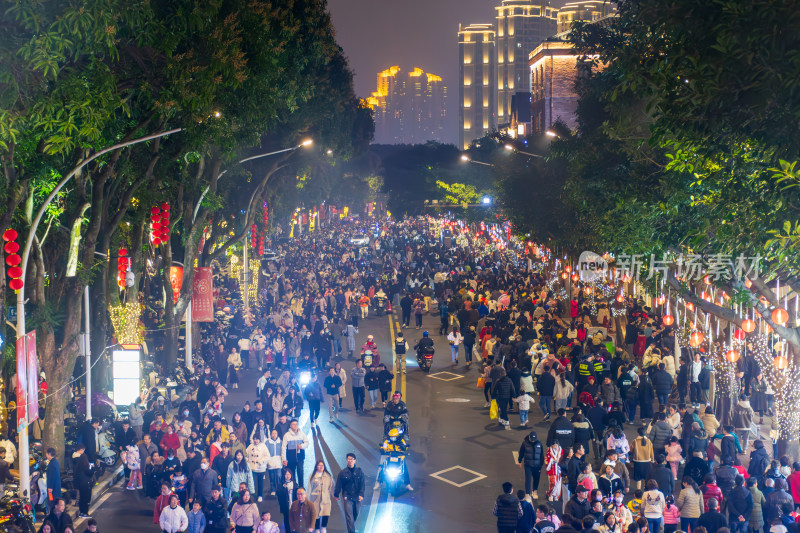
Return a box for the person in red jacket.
[159,424,181,457]
[153,482,174,524]
[701,473,724,512]
[786,462,800,506]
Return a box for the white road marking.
[428,371,463,381]
[443,398,471,402]
[429,465,487,488]
[512,451,519,464]
[363,479,382,532]
[72,490,113,529]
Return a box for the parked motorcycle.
[96,429,117,469]
[416,346,434,373]
[0,489,36,533]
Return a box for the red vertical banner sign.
[26,331,37,423]
[15,336,26,426]
[192,267,214,322]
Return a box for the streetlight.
[504,144,545,159]
[460,154,494,167]
[482,196,492,205]
[192,139,314,223]
[545,130,560,138]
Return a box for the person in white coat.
[247,435,270,502]
[159,494,188,533]
[447,329,463,365]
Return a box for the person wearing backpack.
[518,431,545,500]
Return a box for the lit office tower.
[366,66,447,144]
[495,0,557,123]
[458,23,496,150]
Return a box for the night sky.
[328,0,497,145]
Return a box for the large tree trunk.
[40,281,83,461]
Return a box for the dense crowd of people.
[29,215,800,533]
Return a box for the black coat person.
[78,419,99,463]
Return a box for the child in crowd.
[126,443,141,490]
[513,390,535,427]
[662,495,680,533]
[255,511,280,533]
[627,489,643,516]
[578,463,598,492]
[187,501,206,533]
[665,436,683,479]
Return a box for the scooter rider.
[383,392,409,436]
[413,331,434,365]
[373,428,413,492]
[360,335,380,368]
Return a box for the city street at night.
[2,1,800,533]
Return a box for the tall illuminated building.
[556,1,615,33]
[366,66,447,144]
[458,23,496,150]
[495,0,557,123]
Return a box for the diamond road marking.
[428,371,463,381]
[429,465,487,488]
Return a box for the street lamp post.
[460,154,494,167]
[14,127,182,499]
[504,144,545,158]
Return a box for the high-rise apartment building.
[458,23,496,150]
[366,66,447,144]
[495,0,557,123]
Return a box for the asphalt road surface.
[81,309,539,532]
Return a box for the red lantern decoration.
[733,329,746,341]
[741,319,756,333]
[774,355,788,370]
[725,349,740,363]
[2,229,18,242]
[150,207,160,216]
[685,302,695,312]
[4,229,22,291]
[161,202,170,211]
[560,272,568,280]
[119,248,127,257]
[688,331,704,347]
[744,278,752,288]
[771,308,789,326]
[565,266,572,272]
[571,273,579,282]
[616,294,625,303]
[153,238,161,246]
[662,314,675,326]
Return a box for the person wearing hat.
[565,484,592,519]
[518,431,544,500]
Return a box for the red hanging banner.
[15,336,26,426]
[192,267,214,322]
[26,331,38,423]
